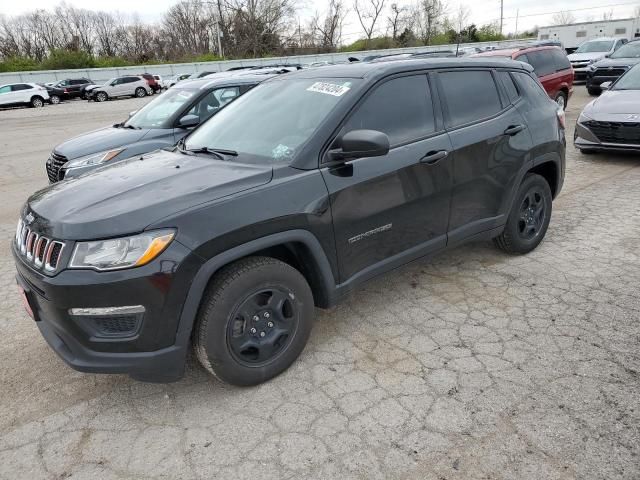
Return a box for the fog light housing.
[69,306,145,338]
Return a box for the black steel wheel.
[194,256,314,386]
[494,173,552,254]
[227,287,299,367]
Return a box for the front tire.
[194,257,315,386]
[493,174,552,255]
[95,92,108,102]
[49,95,61,105]
[30,96,44,108]
[587,87,600,96]
[135,87,147,98]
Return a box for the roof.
[174,73,275,90]
[540,18,634,29]
[286,58,533,80]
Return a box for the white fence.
[0,39,533,85]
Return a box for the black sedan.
[575,63,640,153]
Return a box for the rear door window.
[439,70,502,128]
[525,51,556,77]
[11,84,33,91]
[550,49,571,71]
[342,75,435,145]
[513,72,551,105]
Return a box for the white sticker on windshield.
[306,82,350,97]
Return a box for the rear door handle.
[420,150,448,165]
[504,125,525,136]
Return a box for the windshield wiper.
[184,146,238,160]
[113,122,140,130]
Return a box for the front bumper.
[13,239,203,382]
[574,121,640,152]
[571,66,589,81]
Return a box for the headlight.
[578,111,594,124]
[65,149,124,169]
[70,230,175,271]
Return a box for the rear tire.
[554,91,568,110]
[30,96,44,108]
[194,257,315,386]
[493,174,552,255]
[95,92,107,102]
[135,87,147,98]
[587,87,600,96]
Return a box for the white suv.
[86,76,152,102]
[0,83,50,108]
[568,37,628,81]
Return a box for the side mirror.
[600,81,612,91]
[128,110,137,118]
[328,129,390,162]
[177,114,199,129]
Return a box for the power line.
[503,1,639,20]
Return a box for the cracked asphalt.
[0,88,639,480]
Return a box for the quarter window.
[439,71,502,128]
[0,86,10,94]
[342,75,435,145]
[513,72,551,106]
[498,71,520,103]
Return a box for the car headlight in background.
[70,230,175,271]
[65,149,124,169]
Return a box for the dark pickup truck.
[13,59,565,386]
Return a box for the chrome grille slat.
[14,218,66,273]
[46,151,68,183]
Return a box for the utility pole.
[515,9,519,38]
[216,21,224,59]
[500,0,504,35]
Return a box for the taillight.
[557,108,566,129]
[64,88,68,93]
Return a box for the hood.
[584,90,640,116]
[568,52,606,62]
[55,126,151,159]
[591,57,640,68]
[25,149,273,240]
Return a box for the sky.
[2,0,639,42]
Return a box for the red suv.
[474,46,574,109]
[137,73,160,94]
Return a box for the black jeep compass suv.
[13,59,565,385]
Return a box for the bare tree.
[387,3,407,40]
[314,0,346,48]
[602,10,614,21]
[354,0,386,45]
[453,4,469,34]
[415,0,445,45]
[552,11,576,25]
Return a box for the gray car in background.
[46,74,273,182]
[575,63,640,153]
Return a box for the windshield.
[611,42,640,58]
[613,64,640,90]
[105,77,116,85]
[185,78,360,164]
[125,88,199,128]
[576,40,614,53]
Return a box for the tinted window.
[513,72,551,105]
[525,51,555,77]
[550,49,570,71]
[498,71,520,103]
[0,86,10,94]
[186,86,241,122]
[11,84,32,91]
[343,75,435,145]
[125,77,139,83]
[439,71,502,127]
[516,53,529,65]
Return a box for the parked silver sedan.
[575,63,640,154]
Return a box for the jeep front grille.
[15,219,65,272]
[46,151,68,183]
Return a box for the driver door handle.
[504,125,525,136]
[420,150,448,165]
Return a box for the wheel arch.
[174,230,337,348]
[528,158,560,198]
